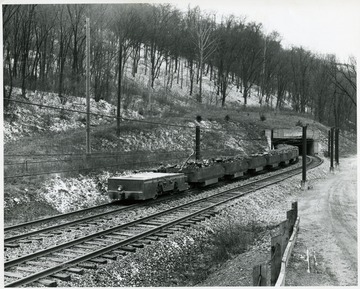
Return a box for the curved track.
[4,156,322,287]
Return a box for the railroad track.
[4,156,322,287]
[4,157,303,246]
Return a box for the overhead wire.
[3,156,188,179]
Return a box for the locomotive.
[107,145,299,201]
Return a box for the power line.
[3,156,189,179]
[4,97,195,129]
[4,150,190,165]
[4,98,270,133]
[4,149,190,158]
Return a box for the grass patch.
[73,214,265,287]
[4,201,59,225]
[210,219,262,262]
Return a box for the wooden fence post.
[271,234,282,286]
[279,219,289,256]
[253,263,267,286]
[292,201,298,220]
[287,209,295,236]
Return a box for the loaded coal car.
[107,172,188,201]
[220,156,249,179]
[162,158,226,187]
[276,145,299,165]
[179,160,225,187]
[247,154,267,173]
[264,151,282,169]
[289,146,299,163]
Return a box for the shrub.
[260,114,266,121]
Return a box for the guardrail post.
[287,209,295,236]
[253,263,267,286]
[271,235,282,286]
[279,219,289,256]
[292,201,298,220]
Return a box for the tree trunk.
[117,41,123,136]
[189,60,194,96]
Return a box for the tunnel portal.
[265,128,319,156]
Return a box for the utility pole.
[86,17,91,155]
[335,128,340,166]
[301,125,307,190]
[195,125,201,161]
[330,127,334,172]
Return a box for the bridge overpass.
[265,128,319,155]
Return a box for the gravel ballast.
[62,158,330,287]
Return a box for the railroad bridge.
[265,128,319,155]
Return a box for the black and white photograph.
[2,0,358,287]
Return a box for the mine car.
[108,172,188,201]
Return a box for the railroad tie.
[29,237,44,241]
[192,216,206,221]
[145,236,159,241]
[4,243,20,248]
[139,239,152,245]
[65,249,88,254]
[4,271,23,278]
[111,250,127,256]
[131,243,144,248]
[112,232,133,237]
[142,221,163,226]
[74,244,95,250]
[119,246,136,252]
[90,258,108,264]
[78,263,97,269]
[66,268,84,275]
[84,241,105,246]
[43,257,65,263]
[108,235,126,241]
[16,267,36,273]
[38,233,54,237]
[172,225,186,230]
[50,273,71,281]
[18,239,32,244]
[54,253,77,258]
[37,279,57,287]
[102,254,117,260]
[160,230,175,234]
[26,260,47,266]
[153,233,167,238]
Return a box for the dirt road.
[286,156,357,286]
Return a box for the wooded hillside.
[2,4,356,131]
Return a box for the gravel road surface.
[286,156,357,286]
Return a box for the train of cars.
[107,145,299,201]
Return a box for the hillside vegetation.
[3,4,356,131]
[3,82,356,224]
[3,3,356,224]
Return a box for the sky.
[170,0,360,63]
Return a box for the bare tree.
[187,6,218,103]
[235,22,263,106]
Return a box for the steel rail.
[5,204,139,243]
[5,158,304,242]
[4,203,113,231]
[4,156,321,287]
